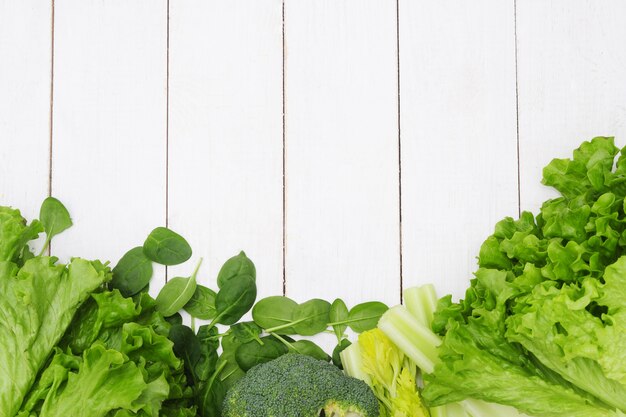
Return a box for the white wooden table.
[2,0,626,307]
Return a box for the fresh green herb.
[143,226,192,265]
[184,285,217,320]
[155,258,202,317]
[346,301,388,333]
[289,340,330,362]
[111,246,154,297]
[38,196,72,254]
[217,250,256,288]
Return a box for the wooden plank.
[517,0,626,213]
[51,0,167,288]
[284,0,400,306]
[399,0,519,300]
[0,2,51,221]
[167,0,284,299]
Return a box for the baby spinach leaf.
[292,299,331,336]
[234,336,288,371]
[169,324,202,384]
[184,285,216,320]
[111,247,153,297]
[347,301,389,333]
[216,333,246,391]
[216,251,256,288]
[252,296,298,333]
[197,377,225,417]
[230,322,263,345]
[155,259,202,317]
[329,298,349,341]
[143,227,192,265]
[213,275,256,325]
[197,325,220,351]
[289,340,330,362]
[332,339,352,369]
[38,197,72,254]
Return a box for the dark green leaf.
[235,336,288,371]
[143,227,192,266]
[184,285,216,320]
[165,312,183,327]
[332,339,352,369]
[348,301,389,333]
[168,324,202,384]
[289,340,330,362]
[111,247,153,297]
[230,322,263,345]
[213,275,256,325]
[216,251,256,288]
[197,325,220,351]
[196,378,225,417]
[329,298,349,341]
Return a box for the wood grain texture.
[0,2,51,221]
[51,0,167,288]
[517,0,626,214]
[399,0,519,300]
[167,0,283,299]
[284,0,400,306]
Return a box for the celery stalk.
[404,284,438,327]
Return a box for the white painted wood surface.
[168,0,283,299]
[399,0,519,300]
[284,0,400,307]
[0,2,51,221]
[50,0,168,288]
[1,0,625,305]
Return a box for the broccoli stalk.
[222,353,379,417]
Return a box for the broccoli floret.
[222,353,379,417]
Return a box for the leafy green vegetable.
[155,259,202,317]
[330,298,349,341]
[252,295,298,333]
[184,285,217,320]
[292,299,332,336]
[289,340,331,362]
[212,275,256,326]
[332,338,352,369]
[235,336,288,371]
[230,322,263,345]
[347,302,389,333]
[0,206,42,263]
[0,257,110,417]
[420,137,626,416]
[39,196,72,254]
[217,250,256,288]
[143,227,192,266]
[111,246,154,297]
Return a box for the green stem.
[270,333,296,351]
[264,316,308,333]
[191,257,203,280]
[191,316,196,333]
[37,236,51,257]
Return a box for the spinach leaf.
[143,227,192,265]
[155,259,201,317]
[39,197,72,253]
[329,298,349,341]
[230,322,263,345]
[216,251,256,288]
[347,301,388,333]
[234,336,288,371]
[292,299,331,336]
[184,285,216,320]
[212,275,256,325]
[111,247,153,297]
[169,324,202,384]
[289,340,330,362]
[332,339,352,369]
[252,296,298,333]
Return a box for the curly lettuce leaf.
[0,257,110,417]
[0,206,42,263]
